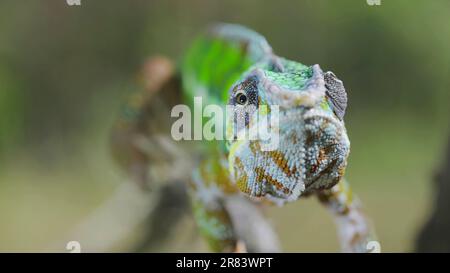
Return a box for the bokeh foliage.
[0,0,449,252]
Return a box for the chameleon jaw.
[228,105,349,205]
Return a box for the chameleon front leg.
[188,158,246,253]
[190,195,240,252]
[317,179,377,253]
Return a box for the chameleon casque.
[111,24,376,252]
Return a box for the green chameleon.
[111,24,377,253]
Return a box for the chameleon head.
[226,61,350,204]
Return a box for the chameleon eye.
[235,91,248,105]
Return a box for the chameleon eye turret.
[235,91,248,105]
[323,71,348,121]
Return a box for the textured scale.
[113,23,376,253]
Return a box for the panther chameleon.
[111,23,377,253]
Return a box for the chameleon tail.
[110,56,185,189]
[105,56,196,251]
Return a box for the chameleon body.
[111,24,376,252]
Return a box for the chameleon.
[111,23,377,253]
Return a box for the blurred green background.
[0,0,449,252]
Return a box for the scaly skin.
[112,24,377,252]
